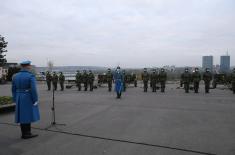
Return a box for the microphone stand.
[45,84,66,130]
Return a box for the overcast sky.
[1,0,234,68]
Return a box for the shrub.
[0,96,13,105]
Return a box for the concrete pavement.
[0,83,235,155]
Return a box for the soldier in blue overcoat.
[113,66,124,99]
[12,60,40,139]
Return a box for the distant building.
[3,62,18,68]
[202,56,213,71]
[220,55,230,73]
[0,63,18,82]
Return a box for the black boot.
[116,93,120,99]
[21,124,38,139]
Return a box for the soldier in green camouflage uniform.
[142,68,149,92]
[231,68,235,94]
[88,70,95,91]
[123,70,127,92]
[181,68,191,93]
[192,68,201,93]
[82,70,88,91]
[106,68,113,92]
[59,72,65,91]
[75,70,82,91]
[52,72,58,91]
[132,73,137,87]
[150,70,158,92]
[46,71,52,91]
[158,68,167,92]
[203,68,212,93]
[149,69,154,88]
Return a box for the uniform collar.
[20,69,30,72]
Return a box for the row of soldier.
[181,68,212,93]
[75,70,95,91]
[46,70,95,91]
[141,67,235,94]
[46,71,65,91]
[181,67,235,94]
[45,67,235,95]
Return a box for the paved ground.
[0,82,235,155]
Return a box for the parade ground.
[0,83,235,155]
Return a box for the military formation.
[106,68,113,92]
[181,68,213,93]
[141,68,167,93]
[46,70,95,92]
[46,71,65,91]
[45,67,235,96]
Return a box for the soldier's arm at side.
[30,75,39,104]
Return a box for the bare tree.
[0,35,8,67]
[47,60,53,72]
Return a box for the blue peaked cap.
[20,60,31,65]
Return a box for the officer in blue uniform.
[12,60,40,139]
[113,66,124,99]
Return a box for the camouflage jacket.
[52,74,58,83]
[59,74,65,82]
[203,72,212,82]
[158,72,167,82]
[75,73,82,83]
[88,73,95,82]
[150,73,158,83]
[142,72,149,82]
[82,73,88,83]
[106,72,113,82]
[46,73,52,81]
[181,72,191,83]
[192,72,201,82]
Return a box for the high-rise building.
[220,55,230,73]
[202,56,213,71]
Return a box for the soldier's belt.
[16,89,31,93]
